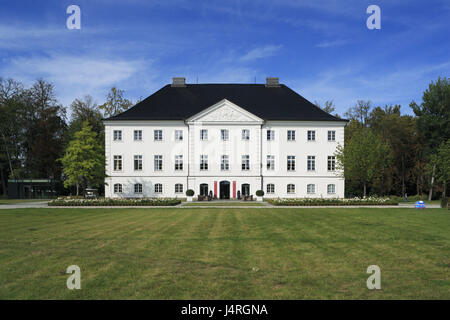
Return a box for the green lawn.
[0,199,49,205]
[183,201,265,206]
[0,207,448,299]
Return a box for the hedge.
[267,197,398,206]
[48,198,181,207]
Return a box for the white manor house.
[104,77,347,199]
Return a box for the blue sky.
[0,0,449,116]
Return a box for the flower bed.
[48,197,181,206]
[267,197,398,206]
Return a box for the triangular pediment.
[186,99,264,123]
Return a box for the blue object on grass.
[415,200,425,209]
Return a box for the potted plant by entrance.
[256,190,264,202]
[186,189,194,202]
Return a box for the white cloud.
[1,54,155,106]
[240,45,282,62]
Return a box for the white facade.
[104,99,345,198]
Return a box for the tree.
[335,127,393,197]
[60,121,106,195]
[314,100,340,118]
[344,100,372,126]
[429,140,450,199]
[99,87,133,118]
[66,95,104,144]
[410,77,450,200]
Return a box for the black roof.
[105,83,345,122]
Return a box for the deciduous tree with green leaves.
[99,87,133,118]
[335,127,393,197]
[60,121,105,195]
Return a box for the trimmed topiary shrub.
[186,189,195,197]
[255,190,264,197]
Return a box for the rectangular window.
[113,130,122,141]
[134,183,142,194]
[307,184,316,194]
[221,129,229,141]
[307,156,316,171]
[287,184,295,194]
[287,130,296,141]
[200,129,208,140]
[328,130,336,141]
[241,155,250,171]
[154,130,163,141]
[114,183,122,193]
[267,155,275,170]
[175,155,183,171]
[287,155,296,171]
[175,130,183,141]
[154,155,162,171]
[175,184,183,193]
[307,130,316,141]
[221,155,229,171]
[327,184,336,194]
[113,155,122,171]
[134,130,142,141]
[200,155,208,171]
[242,129,250,140]
[267,184,275,194]
[154,184,162,193]
[267,130,275,141]
[134,155,143,171]
[328,156,336,171]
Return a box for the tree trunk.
[0,166,6,196]
[363,182,367,198]
[401,155,405,197]
[443,181,447,199]
[76,184,79,196]
[428,164,435,201]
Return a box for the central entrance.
[219,181,230,199]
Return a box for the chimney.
[171,77,186,87]
[265,77,280,87]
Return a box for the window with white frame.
[154,183,162,193]
[114,183,122,193]
[307,184,316,194]
[175,155,183,171]
[328,156,336,171]
[113,130,122,141]
[134,155,143,171]
[287,155,296,171]
[307,130,316,141]
[200,129,208,140]
[154,130,163,141]
[241,155,250,170]
[221,129,229,141]
[287,130,296,141]
[242,129,250,140]
[287,184,295,194]
[175,183,183,193]
[328,130,336,141]
[267,184,275,194]
[113,155,122,171]
[307,156,316,171]
[267,130,275,140]
[200,155,208,171]
[154,155,162,171]
[175,130,183,141]
[221,155,229,171]
[267,155,275,170]
[134,130,142,141]
[327,184,336,194]
[134,183,142,194]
